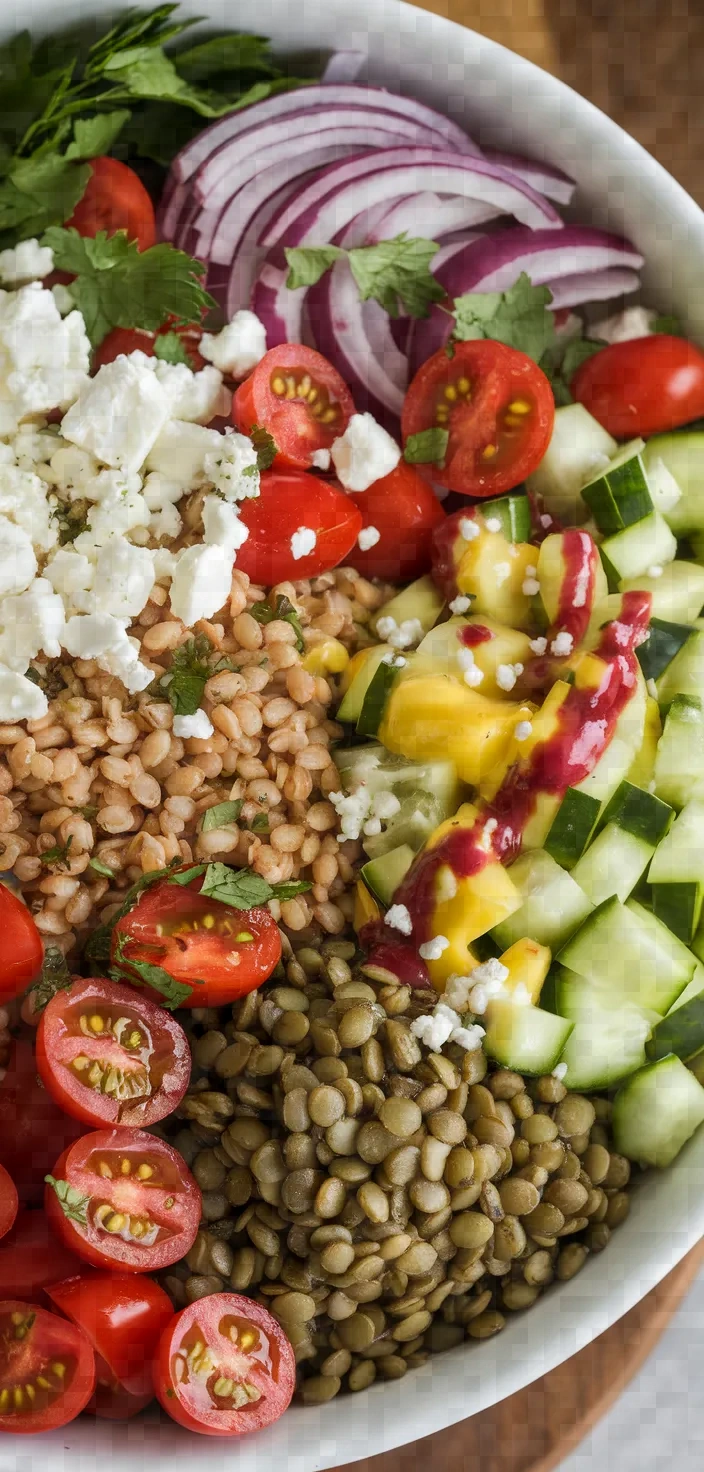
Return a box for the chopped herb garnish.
[250,594,305,651]
[200,800,244,833]
[285,234,444,319]
[44,1176,89,1226]
[26,945,73,1015]
[150,634,236,717]
[404,427,449,465]
[25,663,67,700]
[109,930,195,1009]
[199,861,311,909]
[249,424,278,471]
[40,836,73,870]
[55,499,91,546]
[88,857,115,878]
[250,812,270,834]
[453,273,555,362]
[540,335,605,406]
[153,330,196,368]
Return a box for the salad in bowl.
[0,0,702,1449]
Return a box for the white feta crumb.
[410,1007,456,1050]
[552,1061,568,1080]
[496,663,517,692]
[173,710,215,740]
[202,494,249,557]
[362,816,382,836]
[291,526,317,560]
[0,665,48,720]
[522,578,540,596]
[311,448,331,471]
[44,547,95,616]
[494,561,511,587]
[529,637,547,655]
[153,359,227,425]
[0,578,65,672]
[147,421,223,494]
[203,428,260,501]
[384,903,412,936]
[449,595,471,614]
[526,565,537,577]
[451,1022,486,1052]
[646,678,659,699]
[51,283,75,317]
[540,513,553,529]
[550,631,574,657]
[484,516,502,533]
[376,616,423,651]
[463,665,484,688]
[62,354,170,473]
[472,958,509,988]
[372,791,401,821]
[457,647,476,671]
[330,412,400,492]
[0,518,37,597]
[380,652,407,668]
[63,613,152,693]
[0,285,90,434]
[514,720,533,742]
[592,306,656,345]
[418,935,450,962]
[199,310,267,379]
[0,238,54,285]
[443,974,473,1012]
[90,537,155,621]
[647,564,663,578]
[169,543,234,626]
[329,785,372,841]
[459,517,480,541]
[357,525,381,551]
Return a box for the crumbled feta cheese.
[329,785,371,841]
[451,1023,486,1052]
[514,720,533,741]
[380,651,407,668]
[0,239,54,286]
[362,816,382,836]
[457,648,476,672]
[62,355,171,474]
[0,665,48,720]
[522,577,540,596]
[63,613,152,693]
[173,710,215,740]
[449,595,471,614]
[0,466,57,554]
[443,973,474,1012]
[91,537,155,620]
[376,615,423,650]
[496,662,518,692]
[357,525,380,551]
[459,517,479,541]
[202,494,249,557]
[526,565,537,577]
[372,791,401,822]
[418,935,450,962]
[550,631,574,657]
[529,636,547,655]
[540,513,553,529]
[647,564,663,578]
[312,448,331,472]
[51,283,75,317]
[384,903,413,936]
[463,665,484,688]
[152,548,179,583]
[330,412,400,492]
[75,483,149,552]
[146,420,222,493]
[494,561,510,586]
[0,285,90,434]
[484,516,502,533]
[153,360,227,425]
[149,504,183,541]
[291,526,316,560]
[467,957,510,1015]
[169,544,234,627]
[0,518,37,597]
[44,547,95,615]
[410,1006,456,1050]
[552,1061,568,1080]
[199,310,267,379]
[44,445,98,499]
[592,306,656,345]
[203,429,260,502]
[0,578,65,671]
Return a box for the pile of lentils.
[158,934,632,1404]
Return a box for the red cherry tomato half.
[0,1039,84,1205]
[572,334,704,438]
[0,1165,17,1243]
[154,1293,295,1437]
[0,885,43,1002]
[0,1209,85,1301]
[111,876,282,1009]
[402,340,555,497]
[47,1273,175,1420]
[236,468,362,583]
[67,157,156,250]
[349,461,446,580]
[45,1127,201,1274]
[35,977,191,1129]
[0,1300,95,1433]
[233,344,355,470]
[93,324,206,374]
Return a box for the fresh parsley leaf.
[404,427,449,465]
[25,663,67,700]
[26,945,73,1015]
[171,32,280,84]
[250,812,270,834]
[150,633,234,717]
[110,930,194,1009]
[249,424,278,471]
[88,857,115,878]
[40,836,73,870]
[64,110,131,160]
[200,863,274,910]
[0,153,90,240]
[347,234,444,319]
[453,273,555,362]
[250,594,305,652]
[272,880,314,900]
[43,227,215,348]
[167,863,207,886]
[652,314,681,335]
[285,245,345,290]
[153,330,195,367]
[540,335,605,407]
[45,1176,89,1226]
[201,800,244,833]
[56,499,90,546]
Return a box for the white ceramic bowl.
[8,0,704,1465]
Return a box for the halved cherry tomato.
[67,157,156,249]
[402,340,555,497]
[111,876,282,1008]
[36,977,191,1129]
[45,1128,201,1274]
[154,1293,295,1437]
[0,1039,84,1204]
[0,1166,17,1244]
[572,334,704,437]
[0,885,43,1001]
[0,1300,95,1433]
[233,345,355,469]
[349,461,446,580]
[0,1210,85,1301]
[47,1273,175,1420]
[93,324,206,374]
[236,468,363,583]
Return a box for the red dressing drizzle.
[458,624,494,648]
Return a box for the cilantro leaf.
[88,857,115,878]
[249,424,278,471]
[250,812,270,834]
[171,33,280,84]
[285,245,345,290]
[200,863,274,909]
[64,110,130,160]
[0,153,90,240]
[45,1176,89,1226]
[540,335,605,407]
[404,427,449,465]
[453,273,555,362]
[42,227,215,348]
[153,330,195,367]
[26,945,73,1015]
[272,880,315,900]
[347,234,444,319]
[200,800,244,833]
[110,930,195,1009]
[40,835,73,870]
[150,633,235,717]
[250,594,305,651]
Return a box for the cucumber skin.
[612,1054,704,1167]
[647,991,704,1062]
[482,1001,573,1076]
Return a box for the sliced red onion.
[366,191,504,242]
[483,149,576,206]
[322,51,367,83]
[546,266,642,308]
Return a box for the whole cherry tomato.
[0,1300,95,1433]
[236,468,362,583]
[572,334,704,437]
[349,461,445,580]
[233,344,355,470]
[47,1273,175,1420]
[67,157,156,249]
[0,885,43,1002]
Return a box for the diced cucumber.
[525,403,617,522]
[337,644,391,722]
[642,432,704,537]
[356,658,403,738]
[491,849,593,952]
[648,800,704,942]
[600,511,677,586]
[599,779,673,846]
[654,695,704,809]
[646,970,704,1063]
[581,440,653,535]
[557,896,695,1013]
[657,629,704,707]
[570,822,654,906]
[624,562,704,624]
[482,1000,573,1075]
[370,575,444,640]
[333,745,463,859]
[362,791,445,860]
[361,845,415,907]
[555,966,657,1090]
[637,616,693,682]
[544,788,600,869]
[479,493,532,544]
[612,1053,704,1167]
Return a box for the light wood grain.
[406,0,558,74]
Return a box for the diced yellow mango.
[303,638,350,678]
[415,616,533,698]
[537,532,608,627]
[478,678,569,802]
[627,694,662,788]
[573,651,608,692]
[457,527,536,629]
[379,674,533,787]
[338,644,375,694]
[498,938,551,1003]
[427,858,522,989]
[426,803,480,850]
[353,880,380,933]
